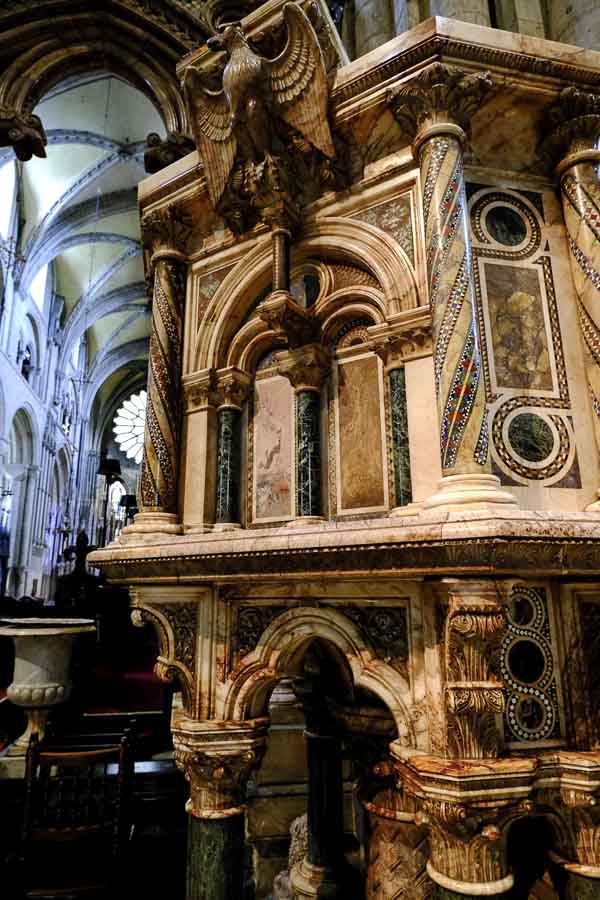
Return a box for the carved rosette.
[390,64,493,477]
[139,206,189,513]
[544,88,600,479]
[443,590,507,759]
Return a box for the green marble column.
[187,814,245,900]
[565,872,600,899]
[215,407,241,525]
[435,888,512,900]
[296,389,321,518]
[389,368,413,507]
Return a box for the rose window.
[113,390,147,465]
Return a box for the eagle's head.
[207,22,248,55]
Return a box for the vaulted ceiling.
[19,73,168,425]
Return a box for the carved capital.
[141,203,192,259]
[274,343,330,392]
[144,131,195,175]
[389,63,493,144]
[541,86,600,164]
[214,367,252,410]
[441,585,507,759]
[183,369,219,412]
[371,327,432,370]
[0,106,47,161]
[257,290,315,348]
[172,716,268,818]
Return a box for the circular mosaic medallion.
[506,691,555,741]
[508,413,555,463]
[508,639,546,684]
[486,205,528,246]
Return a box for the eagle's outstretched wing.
[183,67,237,209]
[266,3,334,158]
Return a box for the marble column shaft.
[141,207,186,515]
[389,367,413,506]
[215,407,242,525]
[557,150,600,462]
[187,815,245,900]
[391,66,493,481]
[296,390,321,518]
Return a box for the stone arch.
[0,8,192,133]
[223,606,417,747]
[9,406,38,466]
[195,217,420,371]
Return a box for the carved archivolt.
[222,606,417,748]
[194,217,420,371]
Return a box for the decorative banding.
[185,798,246,819]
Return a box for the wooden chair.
[19,731,134,898]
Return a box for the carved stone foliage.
[444,591,507,759]
[174,744,265,817]
[141,203,192,257]
[419,798,510,888]
[232,605,288,662]
[131,600,197,714]
[542,86,600,161]
[0,106,46,160]
[345,606,409,679]
[275,343,330,392]
[389,63,493,138]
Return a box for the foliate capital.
[389,63,493,143]
[274,343,330,392]
[214,367,252,410]
[541,86,600,165]
[141,203,191,259]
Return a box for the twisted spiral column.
[390,64,516,510]
[124,205,188,537]
[545,87,600,510]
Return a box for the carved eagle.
[183,2,334,210]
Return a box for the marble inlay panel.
[195,265,233,333]
[484,262,552,392]
[216,408,241,524]
[253,375,294,521]
[337,355,386,512]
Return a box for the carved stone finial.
[141,204,191,258]
[144,131,196,174]
[389,63,493,142]
[541,86,600,163]
[0,106,47,161]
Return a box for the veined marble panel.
[352,193,415,267]
[335,353,388,514]
[483,262,553,393]
[251,374,294,522]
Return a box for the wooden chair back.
[20,731,134,897]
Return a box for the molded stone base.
[119,511,183,540]
[290,859,345,899]
[423,474,518,511]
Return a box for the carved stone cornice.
[541,86,600,167]
[171,713,269,818]
[214,367,252,410]
[257,290,315,349]
[141,203,192,260]
[0,106,46,160]
[389,63,493,146]
[274,343,330,392]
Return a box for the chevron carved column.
[391,64,516,510]
[545,88,600,510]
[134,205,189,536]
